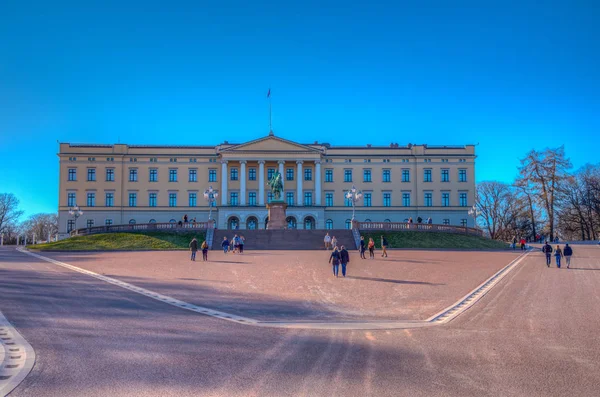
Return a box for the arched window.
[129,219,136,225]
[304,216,315,230]
[169,219,176,223]
[286,216,297,229]
[246,217,258,230]
[228,216,240,230]
[149,219,156,223]
[364,219,372,222]
[384,218,391,223]
[325,219,333,230]
[345,219,352,229]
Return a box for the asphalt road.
[1,245,599,396]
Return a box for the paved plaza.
[1,245,599,396]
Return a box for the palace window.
[402,169,410,182]
[345,219,352,229]
[149,193,157,207]
[459,192,468,207]
[344,169,352,182]
[189,169,197,182]
[424,169,432,182]
[326,219,333,230]
[459,169,467,182]
[382,169,391,182]
[286,168,294,181]
[402,192,411,207]
[424,192,433,207]
[383,193,391,207]
[87,168,96,181]
[442,193,450,207]
[267,168,275,180]
[68,168,77,181]
[105,193,114,207]
[304,192,313,206]
[169,193,177,207]
[363,193,372,207]
[443,219,450,225]
[248,168,256,181]
[230,192,238,206]
[363,169,372,182]
[209,169,217,182]
[106,168,114,181]
[105,219,113,226]
[86,193,95,207]
[286,192,294,206]
[441,169,450,182]
[149,169,158,182]
[325,169,333,182]
[129,169,138,182]
[189,193,197,207]
[86,219,94,228]
[67,220,75,232]
[304,168,312,181]
[325,193,333,207]
[129,193,137,207]
[461,219,468,227]
[267,191,273,203]
[169,169,178,182]
[67,192,76,207]
[248,192,256,206]
[230,167,238,181]
[345,196,352,207]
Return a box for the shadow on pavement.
[345,276,444,286]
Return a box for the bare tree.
[0,193,24,234]
[21,213,59,242]
[518,146,572,241]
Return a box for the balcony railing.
[353,221,482,236]
[71,221,212,237]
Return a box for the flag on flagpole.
[267,88,271,98]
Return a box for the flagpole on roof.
[267,88,273,136]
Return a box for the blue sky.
[1,0,599,218]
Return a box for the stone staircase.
[211,229,355,251]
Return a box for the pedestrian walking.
[520,237,526,251]
[340,245,350,277]
[239,235,245,254]
[542,242,553,267]
[221,236,229,254]
[329,246,341,277]
[189,237,198,261]
[368,238,375,259]
[183,214,188,223]
[359,236,366,259]
[201,240,209,261]
[232,234,240,253]
[564,243,573,268]
[554,245,563,268]
[324,233,331,250]
[512,237,517,250]
[427,217,433,225]
[331,236,338,249]
[381,235,388,257]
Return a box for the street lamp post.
[68,205,84,235]
[345,185,363,222]
[467,205,480,228]
[203,186,219,227]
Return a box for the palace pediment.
[219,136,323,155]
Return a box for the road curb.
[0,310,36,397]
[17,247,530,331]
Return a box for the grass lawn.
[29,232,206,251]
[359,231,509,250]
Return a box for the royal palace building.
[57,134,476,233]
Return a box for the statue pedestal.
[266,201,287,230]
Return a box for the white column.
[258,160,265,205]
[240,160,247,206]
[221,160,228,205]
[296,160,303,206]
[278,160,285,193]
[315,160,322,205]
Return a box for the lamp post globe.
[345,184,363,222]
[68,205,84,234]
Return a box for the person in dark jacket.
[542,242,553,267]
[221,236,229,254]
[359,236,366,259]
[339,245,350,277]
[381,236,388,257]
[201,240,209,261]
[329,246,341,277]
[563,244,573,268]
[189,237,198,261]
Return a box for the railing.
[71,221,212,237]
[354,221,483,236]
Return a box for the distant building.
[57,134,476,232]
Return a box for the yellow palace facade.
[57,134,476,234]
